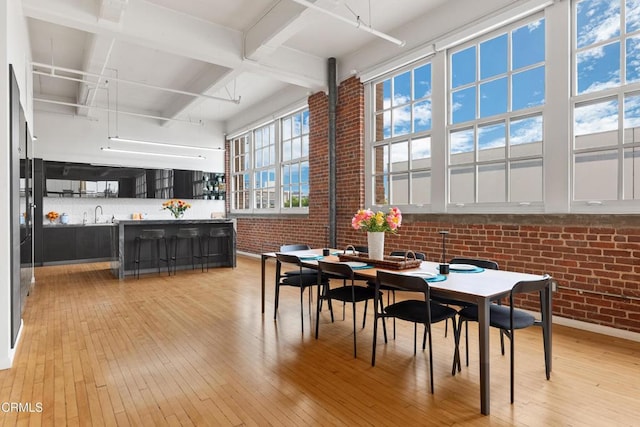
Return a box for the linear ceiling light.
[108,136,224,151]
[100,147,206,160]
[288,0,405,47]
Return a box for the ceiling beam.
[23,0,326,90]
[159,67,241,127]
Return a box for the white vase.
[367,231,385,260]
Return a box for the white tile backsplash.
[42,197,225,224]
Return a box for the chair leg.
[362,300,368,329]
[465,320,470,367]
[427,322,434,394]
[380,298,387,344]
[351,301,357,358]
[274,283,280,320]
[444,314,448,337]
[300,287,305,334]
[451,317,461,374]
[510,329,515,404]
[135,238,141,279]
[500,329,505,355]
[392,290,396,340]
[315,284,322,339]
[155,239,161,274]
[453,318,464,376]
[413,323,417,355]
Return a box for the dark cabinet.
[76,226,112,259]
[42,225,113,263]
[42,227,76,262]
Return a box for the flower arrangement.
[46,211,59,222]
[351,207,402,233]
[162,199,191,218]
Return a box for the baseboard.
[552,315,640,342]
[0,319,23,370]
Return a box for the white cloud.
[624,95,640,128]
[575,99,618,136]
[577,0,620,47]
[511,116,543,145]
[450,129,474,153]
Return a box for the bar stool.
[134,229,171,279]
[171,228,204,274]
[202,227,234,270]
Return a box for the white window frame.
[570,0,640,213]
[445,13,546,212]
[366,59,435,212]
[229,108,310,215]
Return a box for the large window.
[572,0,640,203]
[447,16,546,206]
[230,108,310,213]
[281,110,310,208]
[230,135,250,210]
[371,62,433,205]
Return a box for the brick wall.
[233,77,640,334]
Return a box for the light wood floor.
[1,256,639,426]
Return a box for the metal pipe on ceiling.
[288,0,405,47]
[33,97,203,125]
[31,61,241,104]
[33,70,109,88]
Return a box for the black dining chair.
[315,260,382,358]
[367,250,426,339]
[274,252,328,334]
[455,275,553,403]
[372,270,459,393]
[279,244,318,277]
[431,257,499,371]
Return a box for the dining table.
[260,248,552,415]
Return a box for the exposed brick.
[234,76,640,335]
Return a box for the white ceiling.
[25,0,448,128]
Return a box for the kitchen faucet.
[95,205,103,223]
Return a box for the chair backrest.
[390,250,426,261]
[275,252,303,280]
[209,228,231,237]
[450,257,498,270]
[512,274,552,297]
[280,244,311,252]
[140,229,165,239]
[176,228,199,238]
[376,270,429,296]
[275,252,302,266]
[317,260,354,280]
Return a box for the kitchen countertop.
[43,222,116,228]
[114,219,232,225]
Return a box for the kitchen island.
[111,219,236,279]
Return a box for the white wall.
[1,0,33,370]
[34,109,226,172]
[41,197,226,225]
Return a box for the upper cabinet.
[43,160,224,200]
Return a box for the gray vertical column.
[328,57,337,248]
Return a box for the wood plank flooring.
[1,256,639,426]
